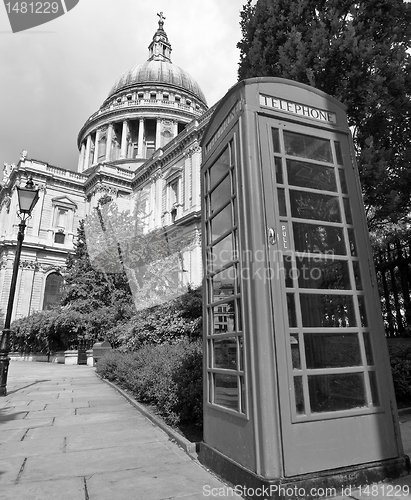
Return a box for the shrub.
[10,309,82,353]
[388,342,411,407]
[114,286,203,350]
[96,338,203,429]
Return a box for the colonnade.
[77,117,180,172]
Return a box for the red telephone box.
[199,78,407,498]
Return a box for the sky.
[0,0,247,175]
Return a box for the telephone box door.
[259,116,398,476]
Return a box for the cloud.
[0,0,244,176]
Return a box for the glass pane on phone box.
[287,293,297,327]
[294,376,305,414]
[293,222,347,255]
[284,130,332,163]
[213,337,237,370]
[211,233,233,271]
[275,157,283,183]
[213,303,236,334]
[272,128,281,153]
[214,374,238,410]
[287,159,337,192]
[334,141,344,165]
[211,266,236,301]
[210,204,232,243]
[300,294,356,327]
[296,258,351,289]
[209,147,230,190]
[210,175,231,215]
[290,334,301,369]
[290,190,341,223]
[308,373,366,413]
[304,332,361,368]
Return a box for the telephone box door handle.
[268,227,277,245]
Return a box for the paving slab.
[0,416,54,430]
[0,456,26,484]
[52,411,143,427]
[0,409,28,420]
[85,461,242,500]
[0,436,64,457]
[75,402,136,415]
[3,361,411,500]
[0,428,26,443]
[24,418,151,440]
[24,408,75,419]
[0,477,85,500]
[19,441,193,483]
[65,426,168,452]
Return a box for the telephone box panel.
[200,78,406,491]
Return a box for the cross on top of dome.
[157,11,165,29]
[148,12,172,62]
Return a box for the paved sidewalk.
[1,361,411,500]
[0,361,242,500]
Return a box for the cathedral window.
[56,208,67,229]
[51,196,77,245]
[54,232,65,244]
[43,272,63,310]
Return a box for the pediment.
[163,164,183,180]
[51,196,78,209]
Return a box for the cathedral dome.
[108,59,207,106]
[77,13,208,172]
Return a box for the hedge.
[96,338,203,430]
[388,342,411,408]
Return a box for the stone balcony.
[86,98,204,124]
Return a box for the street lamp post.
[0,176,39,396]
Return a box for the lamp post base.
[0,352,10,397]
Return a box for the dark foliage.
[388,341,411,408]
[237,0,411,229]
[111,286,203,350]
[96,339,203,430]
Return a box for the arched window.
[43,273,63,310]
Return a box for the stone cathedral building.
[0,14,213,321]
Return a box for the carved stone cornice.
[19,260,39,270]
[87,184,119,198]
[37,263,64,273]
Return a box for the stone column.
[20,266,35,318]
[184,152,191,211]
[78,142,86,172]
[93,129,101,164]
[137,118,144,158]
[105,124,113,162]
[156,118,161,150]
[31,187,45,237]
[84,135,92,171]
[191,146,201,209]
[155,175,163,228]
[120,120,129,159]
[173,121,178,139]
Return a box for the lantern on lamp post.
[0,176,39,396]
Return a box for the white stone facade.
[0,16,212,321]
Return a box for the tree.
[61,218,134,343]
[237,0,411,229]
[82,195,196,313]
